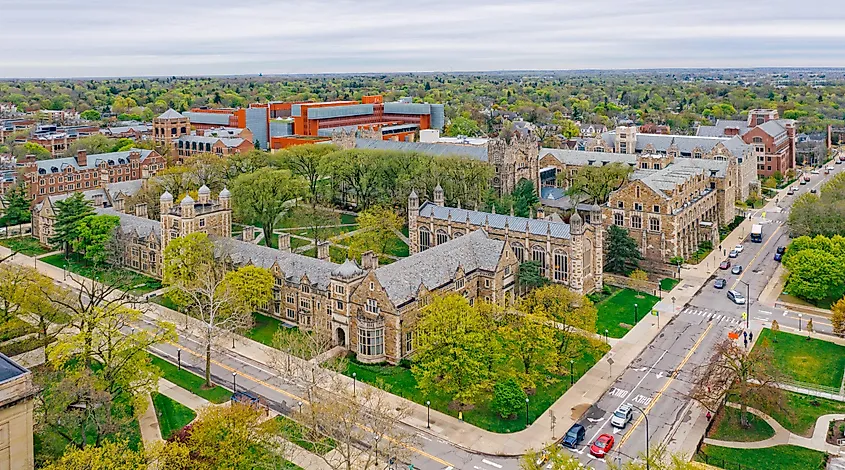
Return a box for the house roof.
[600,132,750,156]
[95,208,161,240]
[176,135,245,148]
[354,138,489,161]
[696,120,750,137]
[419,201,572,239]
[158,109,185,120]
[33,149,155,174]
[106,179,143,200]
[374,230,504,306]
[0,353,28,385]
[540,148,637,166]
[756,120,789,137]
[630,158,727,198]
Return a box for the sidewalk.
[158,378,213,411]
[139,392,163,448]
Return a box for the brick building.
[152,109,190,147]
[0,353,37,470]
[19,148,164,202]
[174,130,254,160]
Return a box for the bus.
[751,224,763,243]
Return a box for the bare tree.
[689,338,782,427]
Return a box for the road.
[567,161,843,469]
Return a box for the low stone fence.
[603,273,659,297]
[0,223,32,239]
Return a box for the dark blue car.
[714,278,727,289]
[774,252,783,262]
[560,423,586,449]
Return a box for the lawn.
[594,288,660,339]
[148,354,231,404]
[0,237,51,256]
[696,444,827,470]
[755,328,845,389]
[41,253,162,295]
[339,337,609,433]
[151,294,181,312]
[276,206,358,230]
[337,233,409,259]
[274,415,336,455]
[0,317,38,343]
[152,392,197,440]
[247,312,295,347]
[660,278,679,292]
[743,389,845,437]
[299,245,348,263]
[708,406,775,442]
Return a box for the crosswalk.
[679,306,742,325]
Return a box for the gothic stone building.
[408,186,604,294]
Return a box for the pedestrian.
[706,411,712,421]
[749,331,753,343]
[744,338,748,348]
[743,330,747,340]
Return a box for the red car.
[719,260,731,270]
[589,433,614,458]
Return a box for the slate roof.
[332,259,365,279]
[106,179,143,200]
[158,109,185,119]
[354,138,489,161]
[630,158,727,199]
[34,188,105,211]
[0,353,28,385]
[600,132,750,156]
[176,135,245,148]
[374,230,504,306]
[213,237,338,290]
[419,201,572,239]
[33,149,155,173]
[95,208,161,240]
[757,120,789,137]
[696,120,750,137]
[100,124,152,135]
[540,148,637,166]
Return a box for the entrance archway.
[336,328,346,346]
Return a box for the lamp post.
[569,359,574,386]
[63,263,67,280]
[232,372,237,392]
[373,434,380,465]
[604,329,609,344]
[634,303,639,323]
[798,313,803,332]
[177,349,182,370]
[426,400,431,429]
[630,404,651,470]
[672,296,676,313]
[525,398,530,427]
[298,401,302,414]
[738,280,750,329]
[352,372,357,396]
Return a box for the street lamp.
[630,404,651,470]
[426,400,431,429]
[298,401,302,414]
[672,296,676,313]
[232,372,237,392]
[352,372,357,396]
[798,313,803,332]
[373,434,380,465]
[634,303,639,323]
[525,398,530,426]
[738,280,751,329]
[604,329,609,344]
[569,359,574,386]
[177,349,182,370]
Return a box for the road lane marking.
[618,322,715,448]
[482,459,503,468]
[631,394,652,406]
[609,388,629,399]
[759,310,772,315]
[731,224,783,291]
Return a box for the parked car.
[774,252,783,262]
[560,424,586,449]
[825,169,831,175]
[714,278,727,289]
[589,434,615,458]
[719,260,731,270]
[811,169,820,175]
[729,250,738,258]
[731,265,743,275]
[727,290,746,305]
[787,189,795,195]
[828,166,835,171]
[836,159,842,164]
[611,403,633,428]
[811,188,818,194]
[734,244,744,253]
[776,246,786,255]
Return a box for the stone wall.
[603,273,659,297]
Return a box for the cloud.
[1,0,844,77]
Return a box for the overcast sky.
[2,0,845,78]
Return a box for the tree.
[230,168,305,247]
[63,135,119,157]
[499,307,557,388]
[521,447,584,470]
[512,179,539,218]
[12,141,51,160]
[70,215,120,265]
[784,249,845,301]
[79,109,102,121]
[273,144,336,204]
[412,294,494,406]
[491,377,527,419]
[42,439,146,470]
[517,261,549,294]
[49,192,95,255]
[831,297,845,336]
[629,268,650,296]
[559,119,581,139]
[690,338,782,427]
[0,184,32,226]
[163,233,273,386]
[347,205,403,260]
[445,115,481,137]
[16,268,69,351]
[607,444,697,470]
[568,163,632,204]
[605,225,643,274]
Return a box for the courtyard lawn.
[660,278,679,292]
[744,389,845,437]
[696,444,826,470]
[755,328,845,389]
[339,338,610,434]
[276,206,358,230]
[247,312,294,347]
[707,406,776,442]
[152,392,196,440]
[151,294,181,312]
[0,237,50,256]
[594,288,660,339]
[40,253,162,295]
[148,354,231,404]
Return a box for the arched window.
[752,137,763,144]
[532,246,548,277]
[511,242,525,262]
[436,229,450,245]
[554,251,568,282]
[419,227,431,251]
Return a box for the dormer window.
[365,298,379,314]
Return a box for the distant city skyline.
[2,0,845,78]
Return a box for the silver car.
[727,290,746,305]
[610,403,633,428]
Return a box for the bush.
[491,377,527,420]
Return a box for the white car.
[734,244,744,253]
[828,166,835,171]
[610,403,633,428]
[811,169,820,175]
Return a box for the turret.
[198,184,210,204]
[434,184,444,206]
[219,187,231,210]
[180,194,195,219]
[160,191,173,215]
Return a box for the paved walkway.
[139,392,163,448]
[158,378,213,411]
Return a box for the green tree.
[230,168,305,247]
[605,225,643,274]
[79,109,102,121]
[70,215,120,265]
[347,205,403,260]
[500,307,557,388]
[784,249,845,301]
[272,144,336,204]
[63,135,118,157]
[512,179,539,218]
[517,260,549,294]
[832,297,845,336]
[13,141,51,160]
[42,439,146,470]
[559,119,581,139]
[491,377,527,419]
[49,192,95,255]
[412,294,493,406]
[0,184,32,226]
[445,115,482,137]
[568,163,632,204]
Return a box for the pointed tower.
[433,184,444,207]
[408,190,420,254]
[569,211,585,293]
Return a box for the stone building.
[408,186,603,294]
[153,109,190,147]
[0,353,37,470]
[160,185,232,253]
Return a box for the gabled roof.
[33,149,155,173]
[756,120,788,137]
[600,132,750,156]
[158,109,185,119]
[374,230,504,306]
[95,208,161,240]
[176,134,246,148]
[540,148,637,166]
[419,201,572,239]
[354,138,489,161]
[106,179,143,200]
[696,120,750,137]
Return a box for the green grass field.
[660,278,680,292]
[41,253,162,295]
[152,392,196,439]
[708,406,776,442]
[744,389,845,437]
[148,354,231,404]
[594,288,660,339]
[247,312,292,347]
[339,337,609,433]
[696,444,826,470]
[0,237,51,256]
[755,328,845,389]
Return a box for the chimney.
[242,225,255,242]
[135,203,148,218]
[76,149,87,167]
[536,207,545,220]
[278,233,291,253]
[93,193,103,208]
[361,250,379,270]
[317,241,330,261]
